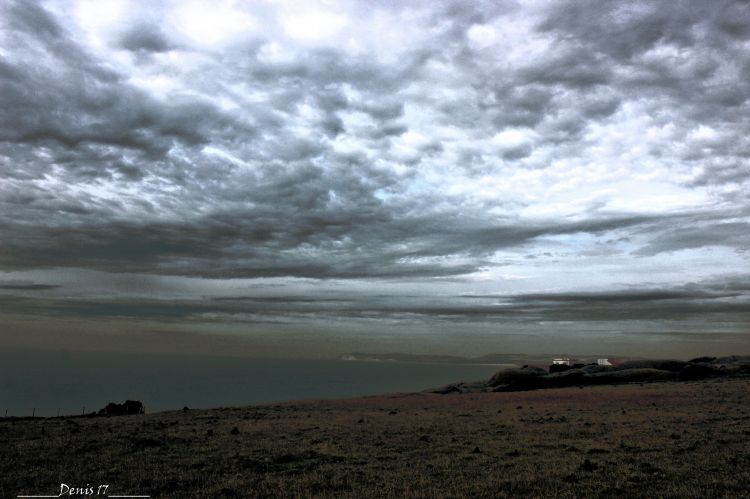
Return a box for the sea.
[0,350,502,417]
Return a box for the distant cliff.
[431,356,750,394]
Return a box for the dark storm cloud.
[117,23,177,53]
[211,296,353,304]
[537,0,750,61]
[520,47,613,89]
[0,283,60,291]
[0,0,247,181]
[709,275,750,293]
[509,0,750,172]
[450,283,750,323]
[0,204,663,278]
[537,1,750,118]
[506,289,740,303]
[634,222,750,256]
[245,47,424,95]
[690,159,750,187]
[0,0,748,289]
[2,277,747,328]
[0,295,213,320]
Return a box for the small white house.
[552,357,571,366]
[597,358,613,366]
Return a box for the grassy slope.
[2,378,749,498]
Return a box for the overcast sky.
[1,0,748,358]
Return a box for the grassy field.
[2,378,749,498]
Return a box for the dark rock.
[550,364,575,374]
[488,367,547,387]
[715,355,750,365]
[587,368,675,384]
[430,381,485,394]
[614,359,686,372]
[230,427,240,435]
[689,356,716,364]
[679,363,724,381]
[97,400,145,416]
[579,459,599,472]
[431,384,463,394]
[580,364,613,374]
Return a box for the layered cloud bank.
[1,0,748,356]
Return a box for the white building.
[552,357,571,366]
[597,358,613,366]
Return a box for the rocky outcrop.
[431,356,749,394]
[97,400,145,416]
[487,367,547,387]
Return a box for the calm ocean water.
[0,350,501,417]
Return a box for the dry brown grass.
[2,378,749,498]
